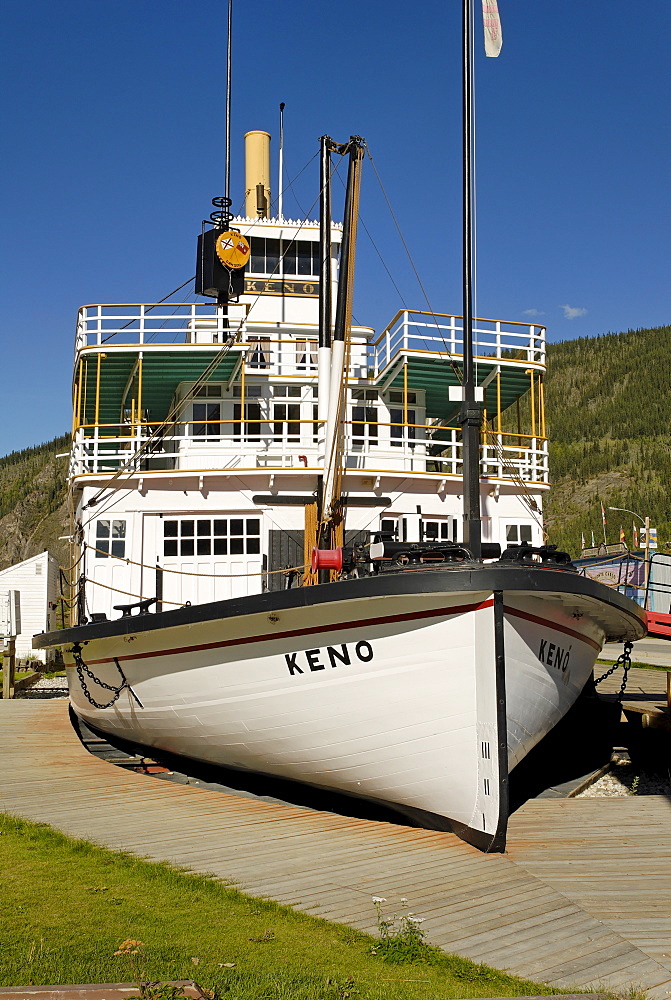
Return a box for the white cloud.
[560,304,588,320]
[522,308,544,317]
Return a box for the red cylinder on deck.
[311,547,343,573]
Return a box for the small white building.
[0,552,60,663]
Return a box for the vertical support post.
[95,353,102,427]
[460,0,481,559]
[318,136,334,467]
[155,565,163,614]
[240,353,246,447]
[527,369,536,439]
[644,515,650,603]
[403,361,409,454]
[539,374,546,438]
[2,637,16,700]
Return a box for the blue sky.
[1,0,669,454]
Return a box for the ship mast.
[460,0,482,560]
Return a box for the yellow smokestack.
[245,130,272,218]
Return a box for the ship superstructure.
[72,181,548,621]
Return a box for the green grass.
[0,814,566,1000]
[596,658,671,673]
[0,669,37,688]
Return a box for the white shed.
[0,552,60,663]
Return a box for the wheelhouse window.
[249,238,280,275]
[282,240,320,276]
[163,518,261,557]
[95,519,126,558]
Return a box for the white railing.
[70,422,549,483]
[372,310,546,375]
[76,303,250,349]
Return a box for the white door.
[143,514,264,609]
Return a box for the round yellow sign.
[215,230,251,270]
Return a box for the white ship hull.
[40,565,646,851]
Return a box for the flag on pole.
[601,502,607,525]
[591,530,596,547]
[581,531,586,551]
[482,0,503,57]
[633,522,639,549]
[620,525,625,545]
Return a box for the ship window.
[192,402,221,439]
[163,518,261,557]
[273,402,301,441]
[352,406,378,445]
[296,339,317,370]
[233,401,262,441]
[282,239,320,276]
[247,336,271,369]
[380,517,399,540]
[233,384,263,397]
[421,519,451,542]
[388,390,417,405]
[273,385,301,398]
[389,408,416,447]
[249,237,280,275]
[352,389,378,402]
[506,524,533,545]
[194,384,222,398]
[95,519,126,558]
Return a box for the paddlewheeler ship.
[35,8,645,851]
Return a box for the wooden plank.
[3,698,671,996]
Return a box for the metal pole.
[278,103,285,220]
[224,0,233,209]
[461,0,482,558]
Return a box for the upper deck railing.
[76,303,251,349]
[371,310,546,375]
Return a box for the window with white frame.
[95,519,126,558]
[351,389,379,447]
[421,518,452,543]
[191,402,221,440]
[163,517,261,557]
[505,523,534,545]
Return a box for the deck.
[596,662,671,730]
[1,698,670,998]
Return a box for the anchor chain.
[71,643,143,710]
[594,640,633,704]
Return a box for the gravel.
[577,759,671,797]
[18,675,69,699]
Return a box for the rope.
[86,544,307,578]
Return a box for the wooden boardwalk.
[597,665,671,730]
[1,699,671,998]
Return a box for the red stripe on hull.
[85,597,496,667]
[504,604,602,652]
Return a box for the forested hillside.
[0,323,669,570]
[0,436,71,570]
[544,324,671,556]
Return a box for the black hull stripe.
[84,598,496,667]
